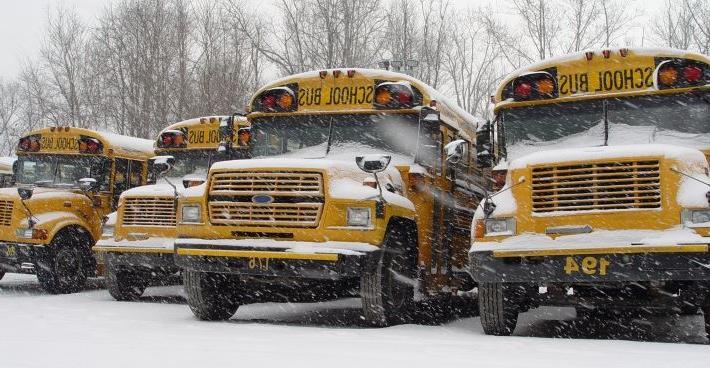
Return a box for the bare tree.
[0,80,21,155]
[512,0,561,60]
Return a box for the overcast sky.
[0,0,668,79]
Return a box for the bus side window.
[128,160,144,188]
[114,159,129,205]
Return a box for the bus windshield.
[250,113,433,165]
[15,154,110,190]
[503,92,710,161]
[164,150,217,179]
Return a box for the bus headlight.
[347,207,371,227]
[102,224,115,237]
[181,205,202,223]
[682,209,710,227]
[485,218,516,236]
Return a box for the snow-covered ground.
[1,273,708,368]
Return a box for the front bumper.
[94,237,176,272]
[0,241,49,274]
[470,244,710,283]
[174,238,377,279]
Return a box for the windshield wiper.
[324,117,334,157]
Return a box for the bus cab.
[94,116,250,301]
[173,69,488,325]
[469,48,710,336]
[0,127,153,293]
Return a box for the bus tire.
[36,230,89,294]
[184,269,240,321]
[361,221,416,327]
[479,282,519,336]
[0,270,4,281]
[106,264,147,301]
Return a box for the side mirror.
[476,121,494,169]
[444,139,467,165]
[420,106,440,124]
[356,155,391,173]
[150,155,175,177]
[78,177,99,192]
[17,187,33,200]
[237,127,251,147]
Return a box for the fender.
[22,211,100,245]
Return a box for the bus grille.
[122,197,176,227]
[209,202,322,227]
[531,160,661,213]
[209,171,323,196]
[208,170,324,227]
[0,200,12,226]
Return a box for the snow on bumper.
[174,238,378,279]
[94,237,176,270]
[469,228,710,283]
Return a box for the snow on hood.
[0,186,85,200]
[119,177,193,198]
[509,144,707,170]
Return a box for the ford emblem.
[252,194,274,204]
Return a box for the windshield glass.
[502,92,710,161]
[251,114,432,165]
[162,150,218,179]
[15,154,110,190]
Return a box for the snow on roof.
[159,115,249,135]
[96,130,154,155]
[509,144,708,170]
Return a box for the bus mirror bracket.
[445,139,467,165]
[78,178,99,193]
[150,155,175,177]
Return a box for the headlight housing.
[682,209,710,227]
[16,228,34,239]
[181,205,202,223]
[484,218,516,236]
[346,207,371,227]
[102,224,115,237]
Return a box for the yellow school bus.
[0,157,15,187]
[173,68,487,325]
[469,48,710,335]
[93,116,250,301]
[0,127,153,293]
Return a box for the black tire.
[361,222,416,327]
[0,270,4,281]
[36,231,89,294]
[702,305,710,337]
[184,269,240,321]
[106,263,147,301]
[478,282,519,336]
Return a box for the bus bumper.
[173,238,377,280]
[470,243,710,283]
[0,241,48,274]
[94,238,177,273]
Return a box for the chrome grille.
[531,160,661,213]
[209,171,323,196]
[122,197,176,227]
[209,202,322,227]
[0,200,12,226]
[208,170,324,227]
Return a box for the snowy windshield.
[164,150,217,179]
[503,92,710,161]
[250,114,429,164]
[15,154,110,190]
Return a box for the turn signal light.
[253,85,298,112]
[509,72,557,101]
[373,81,419,109]
[78,136,104,154]
[17,135,41,152]
[32,229,48,240]
[474,219,485,239]
[656,59,707,89]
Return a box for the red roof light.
[683,65,703,83]
[514,82,533,98]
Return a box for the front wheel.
[106,264,147,301]
[360,223,416,327]
[0,270,4,281]
[478,282,520,336]
[184,270,240,321]
[37,246,88,294]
